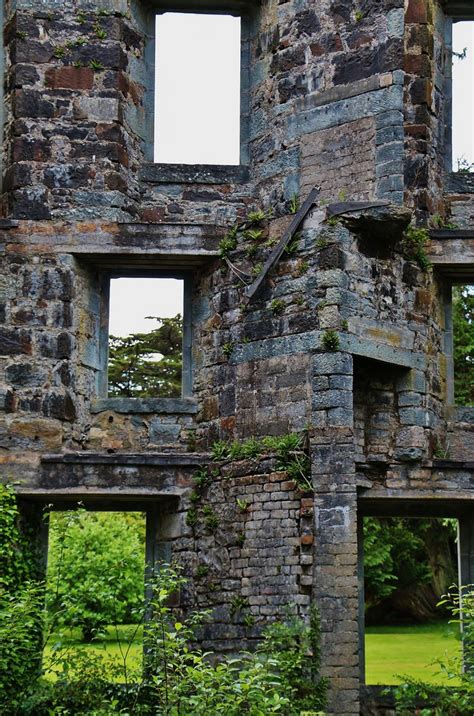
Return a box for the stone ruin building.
[1,0,474,713]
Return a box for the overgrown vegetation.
[0,487,327,715]
[47,511,145,641]
[364,517,458,624]
[211,433,312,491]
[401,225,431,270]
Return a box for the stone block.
[0,328,32,355]
[45,66,94,90]
[75,97,121,123]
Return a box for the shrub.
[47,510,145,641]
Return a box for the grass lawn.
[44,621,462,687]
[43,624,143,679]
[365,621,462,685]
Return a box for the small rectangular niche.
[108,276,184,399]
[452,21,474,171]
[154,12,241,165]
[452,284,474,406]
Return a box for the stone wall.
[165,457,314,654]
[1,1,474,715]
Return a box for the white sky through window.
[154,12,241,165]
[109,278,183,338]
[452,21,474,170]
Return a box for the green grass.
[365,621,462,685]
[43,624,143,679]
[43,621,462,687]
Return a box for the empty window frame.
[102,274,191,400]
[154,11,242,165]
[452,284,474,406]
[452,20,474,171]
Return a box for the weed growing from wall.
[402,225,431,270]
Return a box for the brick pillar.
[311,352,360,715]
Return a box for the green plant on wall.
[402,224,431,270]
[211,433,312,492]
[321,330,340,352]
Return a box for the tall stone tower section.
[0,1,473,714]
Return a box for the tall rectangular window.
[452,21,474,171]
[154,12,241,165]
[452,284,474,406]
[108,277,184,399]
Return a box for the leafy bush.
[1,565,327,714]
[0,581,46,713]
[0,486,327,715]
[0,484,40,593]
[47,510,145,641]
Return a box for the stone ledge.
[139,163,249,185]
[430,228,474,239]
[14,487,182,503]
[0,219,19,229]
[90,398,198,415]
[41,452,210,466]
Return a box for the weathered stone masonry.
[1,1,474,715]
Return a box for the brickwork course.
[1,1,474,714]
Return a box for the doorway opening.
[362,516,461,685]
[45,510,146,676]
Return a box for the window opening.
[45,510,146,674]
[108,277,184,399]
[154,12,241,164]
[452,284,474,407]
[363,516,461,686]
[452,21,474,172]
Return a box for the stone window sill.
[139,163,249,185]
[91,398,198,415]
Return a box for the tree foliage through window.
[453,285,474,406]
[108,315,183,398]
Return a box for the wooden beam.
[243,186,320,303]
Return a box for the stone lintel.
[340,335,424,369]
[41,452,209,466]
[15,487,180,504]
[90,398,198,415]
[359,489,474,518]
[231,330,424,369]
[139,163,249,185]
